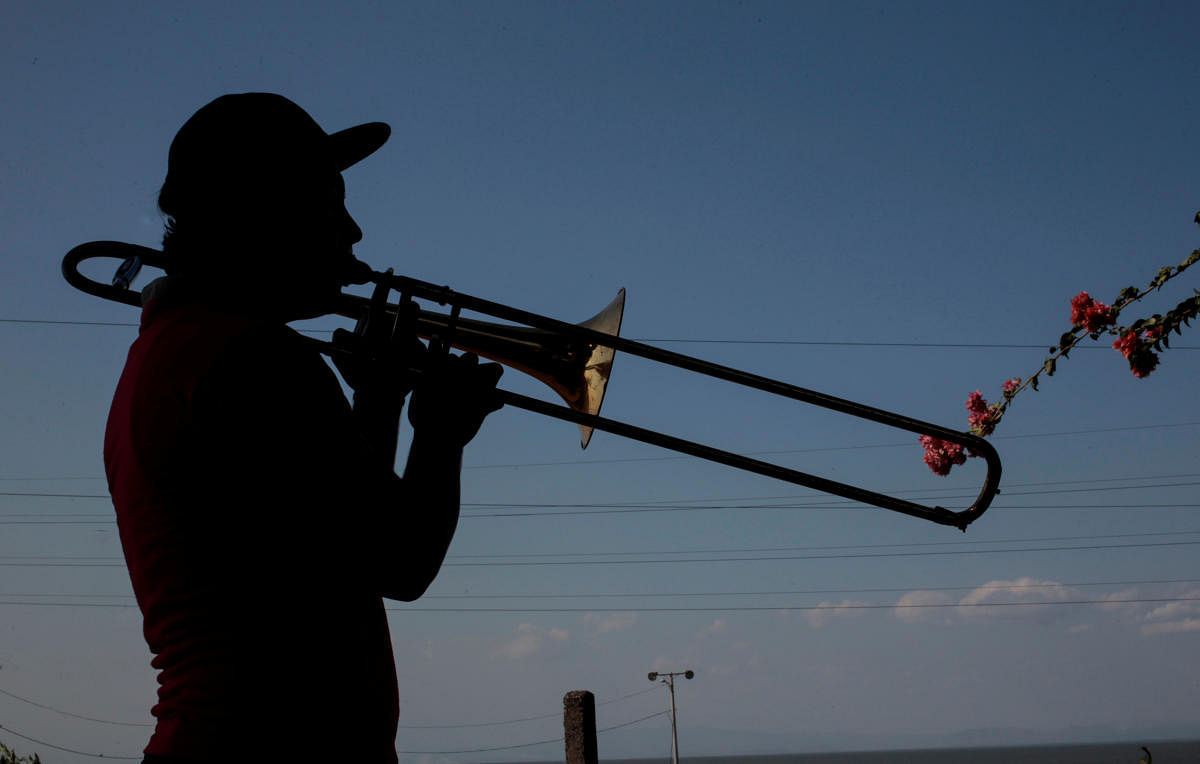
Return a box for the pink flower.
[1069,292,1093,325]
[1002,378,1021,394]
[1112,330,1140,359]
[966,390,995,436]
[1130,354,1159,378]
[1112,330,1160,378]
[1069,292,1115,333]
[920,435,966,476]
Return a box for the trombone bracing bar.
[63,241,1000,530]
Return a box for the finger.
[332,327,356,347]
[481,362,504,387]
[331,328,365,362]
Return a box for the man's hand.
[331,327,424,403]
[408,344,504,448]
[331,297,425,407]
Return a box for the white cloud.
[893,590,953,622]
[1139,589,1200,636]
[805,600,870,629]
[956,577,1072,621]
[492,623,569,661]
[1145,601,1195,621]
[1144,592,1200,621]
[697,619,726,639]
[1099,587,1142,612]
[583,612,638,633]
[1142,618,1200,636]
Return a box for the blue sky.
[2,2,1199,761]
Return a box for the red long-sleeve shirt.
[105,284,400,761]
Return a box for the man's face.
[265,168,364,320]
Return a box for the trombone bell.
[361,289,625,449]
[570,289,625,448]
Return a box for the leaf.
[1043,357,1057,377]
[1117,285,1140,303]
[1151,266,1173,290]
[1030,374,1040,391]
[1059,331,1076,352]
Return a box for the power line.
[0,318,138,328]
[5,530,1200,567]
[430,576,1200,600]
[0,682,656,736]
[8,316,1198,349]
[5,577,1199,607]
[1,537,1199,577]
[3,469,1196,513]
[7,502,1199,524]
[5,594,1199,614]
[441,529,1200,559]
[3,503,1197,525]
[396,686,659,729]
[598,709,671,734]
[0,723,139,760]
[0,687,152,727]
[457,471,1200,510]
[394,595,1200,614]
[394,710,669,756]
[456,480,1200,510]
[4,474,1199,523]
[0,426,1195,484]
[462,421,1200,470]
[645,339,1200,349]
[395,734,562,756]
[435,539,1200,567]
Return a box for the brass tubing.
[63,241,1001,530]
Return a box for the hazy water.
[494,739,1200,763]
[594,740,1199,763]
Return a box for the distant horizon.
[489,743,1199,764]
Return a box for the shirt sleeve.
[188,321,411,598]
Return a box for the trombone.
[63,241,1001,531]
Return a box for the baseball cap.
[159,93,390,217]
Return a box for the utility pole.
[647,669,694,764]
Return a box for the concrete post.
[563,690,598,764]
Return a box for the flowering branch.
[921,210,1200,476]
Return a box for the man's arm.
[348,347,502,601]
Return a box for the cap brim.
[330,122,391,171]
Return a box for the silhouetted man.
[104,93,501,763]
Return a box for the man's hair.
[157,186,186,265]
[156,183,264,273]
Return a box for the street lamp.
[648,669,694,764]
